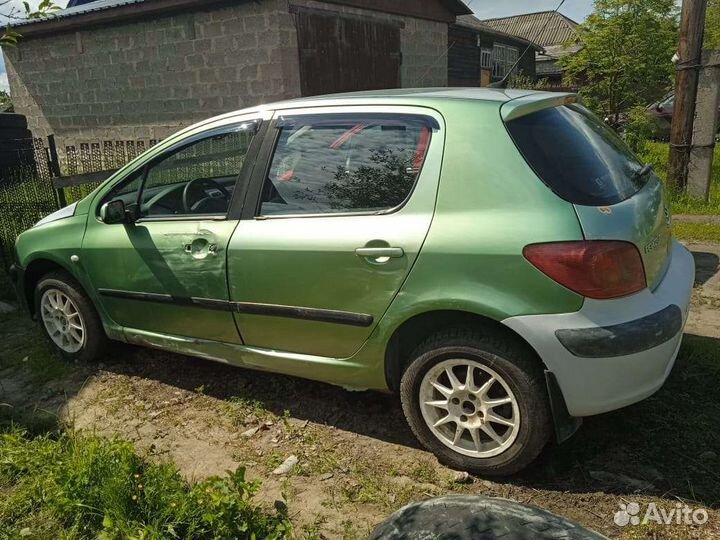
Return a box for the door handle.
[355,247,404,259]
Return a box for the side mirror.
[100,199,132,224]
[656,104,663,112]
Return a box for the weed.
[637,142,720,216]
[0,427,292,540]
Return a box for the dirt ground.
[2,242,720,539]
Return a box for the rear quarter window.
[505,104,647,206]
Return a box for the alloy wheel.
[419,359,520,458]
[40,288,85,353]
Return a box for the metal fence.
[0,135,159,271]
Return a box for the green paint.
[13,90,610,391]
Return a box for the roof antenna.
[488,0,566,88]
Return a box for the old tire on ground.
[400,328,551,476]
[369,496,609,540]
[35,271,107,362]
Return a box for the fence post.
[47,135,67,208]
[687,49,720,200]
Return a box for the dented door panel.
[82,219,241,343]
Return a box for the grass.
[0,428,292,540]
[637,141,720,215]
[0,280,293,540]
[673,222,720,243]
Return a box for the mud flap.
[545,370,583,443]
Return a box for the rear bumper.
[502,240,694,417]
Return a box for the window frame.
[492,43,519,79]
[245,108,440,221]
[94,118,265,224]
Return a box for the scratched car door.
[82,118,262,342]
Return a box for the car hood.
[35,202,78,228]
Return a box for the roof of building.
[15,0,470,28]
[482,10,579,47]
[454,14,542,50]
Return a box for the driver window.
[136,124,255,218]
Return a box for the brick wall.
[3,0,448,150]
[3,0,300,148]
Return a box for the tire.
[370,496,609,540]
[34,271,107,362]
[400,328,551,476]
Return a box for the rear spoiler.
[500,92,578,122]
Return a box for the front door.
[82,119,262,343]
[227,107,444,358]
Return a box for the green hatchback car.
[11,89,695,475]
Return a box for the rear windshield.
[505,104,647,206]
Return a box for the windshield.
[505,104,648,206]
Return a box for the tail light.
[523,241,646,299]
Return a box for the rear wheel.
[35,272,107,362]
[400,328,551,476]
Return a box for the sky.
[0,0,597,93]
[469,0,594,23]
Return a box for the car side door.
[81,115,266,343]
[227,106,444,358]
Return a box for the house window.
[492,43,519,79]
[480,47,493,69]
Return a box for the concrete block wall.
[3,0,448,151]
[3,0,300,149]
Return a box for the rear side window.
[259,113,433,216]
[505,104,647,206]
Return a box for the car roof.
[167,88,577,148]
[267,87,554,108]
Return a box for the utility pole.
[668,0,707,191]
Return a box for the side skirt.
[122,327,377,391]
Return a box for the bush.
[0,427,292,540]
[623,106,655,153]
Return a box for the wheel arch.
[23,256,78,317]
[383,309,549,393]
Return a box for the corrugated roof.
[455,14,542,50]
[482,10,579,47]
[16,0,470,27]
[13,0,145,26]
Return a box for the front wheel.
[400,328,552,476]
[35,271,107,362]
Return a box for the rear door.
[227,106,444,358]
[504,103,672,288]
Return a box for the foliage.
[0,0,60,47]
[0,90,11,111]
[560,0,678,119]
[622,106,655,153]
[0,427,292,540]
[706,0,720,49]
[635,141,720,215]
[507,73,552,91]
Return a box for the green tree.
[560,0,678,121]
[0,89,11,111]
[706,0,720,49]
[1,0,59,46]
